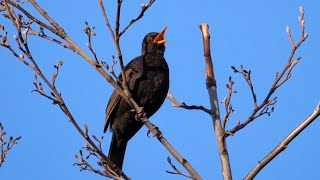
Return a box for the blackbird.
[104,27,169,169]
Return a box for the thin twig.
[221,76,236,130]
[0,122,22,168]
[226,6,308,137]
[84,22,99,64]
[119,0,155,37]
[166,93,211,115]
[166,156,194,179]
[98,0,115,39]
[28,28,73,50]
[231,66,257,107]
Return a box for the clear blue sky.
[1,0,320,180]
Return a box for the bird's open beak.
[154,27,168,45]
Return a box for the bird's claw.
[135,107,145,121]
[147,124,162,138]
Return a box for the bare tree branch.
[2,0,202,179]
[199,24,232,180]
[84,22,99,64]
[226,6,308,137]
[73,128,123,179]
[166,156,194,179]
[98,0,115,39]
[119,0,155,37]
[244,103,320,180]
[231,66,257,107]
[221,76,236,130]
[1,1,129,178]
[0,122,22,168]
[167,93,212,115]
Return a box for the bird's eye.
[147,36,153,42]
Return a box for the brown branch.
[142,118,202,180]
[2,2,129,178]
[98,0,115,39]
[244,103,320,180]
[0,122,22,168]
[226,6,308,137]
[73,131,123,179]
[113,0,133,101]
[119,0,155,37]
[166,93,212,115]
[199,24,232,180]
[222,76,236,130]
[84,22,99,64]
[101,56,119,82]
[231,66,257,108]
[166,156,194,179]
[6,1,57,36]
[28,28,73,50]
[74,149,122,180]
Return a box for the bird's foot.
[135,107,146,121]
[147,124,162,138]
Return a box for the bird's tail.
[108,133,127,170]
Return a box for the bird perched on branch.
[104,27,169,169]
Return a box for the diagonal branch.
[98,0,115,39]
[166,156,194,179]
[244,103,320,180]
[119,0,155,37]
[2,1,129,178]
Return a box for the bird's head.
[142,27,168,55]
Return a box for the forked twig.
[167,93,211,115]
[0,122,22,168]
[166,157,194,179]
[221,76,236,130]
[226,6,308,137]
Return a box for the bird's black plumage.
[104,28,169,169]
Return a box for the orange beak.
[154,27,168,45]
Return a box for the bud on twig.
[286,26,290,34]
[19,54,24,60]
[14,34,18,41]
[299,6,304,15]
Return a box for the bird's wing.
[104,56,144,133]
[104,90,121,133]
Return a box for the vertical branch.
[244,103,320,180]
[114,0,132,100]
[199,24,232,180]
